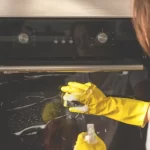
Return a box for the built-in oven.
[0,17,148,150]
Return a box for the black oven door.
[0,18,148,150]
[0,70,148,150]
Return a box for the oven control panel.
[0,18,144,64]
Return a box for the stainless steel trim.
[0,0,131,18]
[1,65,143,73]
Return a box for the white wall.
[0,0,131,18]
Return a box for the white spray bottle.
[84,124,97,144]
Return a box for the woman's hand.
[61,82,106,114]
[61,82,150,127]
[74,132,106,150]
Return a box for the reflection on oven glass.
[0,71,148,150]
[73,24,90,56]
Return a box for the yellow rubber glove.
[74,132,107,150]
[61,82,150,127]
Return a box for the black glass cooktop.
[0,71,149,150]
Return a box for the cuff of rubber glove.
[137,102,150,128]
[103,97,150,128]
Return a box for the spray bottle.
[84,124,107,150]
[85,124,98,144]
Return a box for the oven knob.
[54,39,58,44]
[18,33,29,44]
[97,32,108,44]
[69,39,73,44]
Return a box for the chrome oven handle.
[0,65,144,73]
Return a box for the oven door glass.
[0,71,148,150]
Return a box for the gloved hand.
[74,132,106,150]
[61,82,150,127]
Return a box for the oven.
[0,2,149,150]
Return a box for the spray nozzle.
[85,124,97,144]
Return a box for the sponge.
[42,102,65,123]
